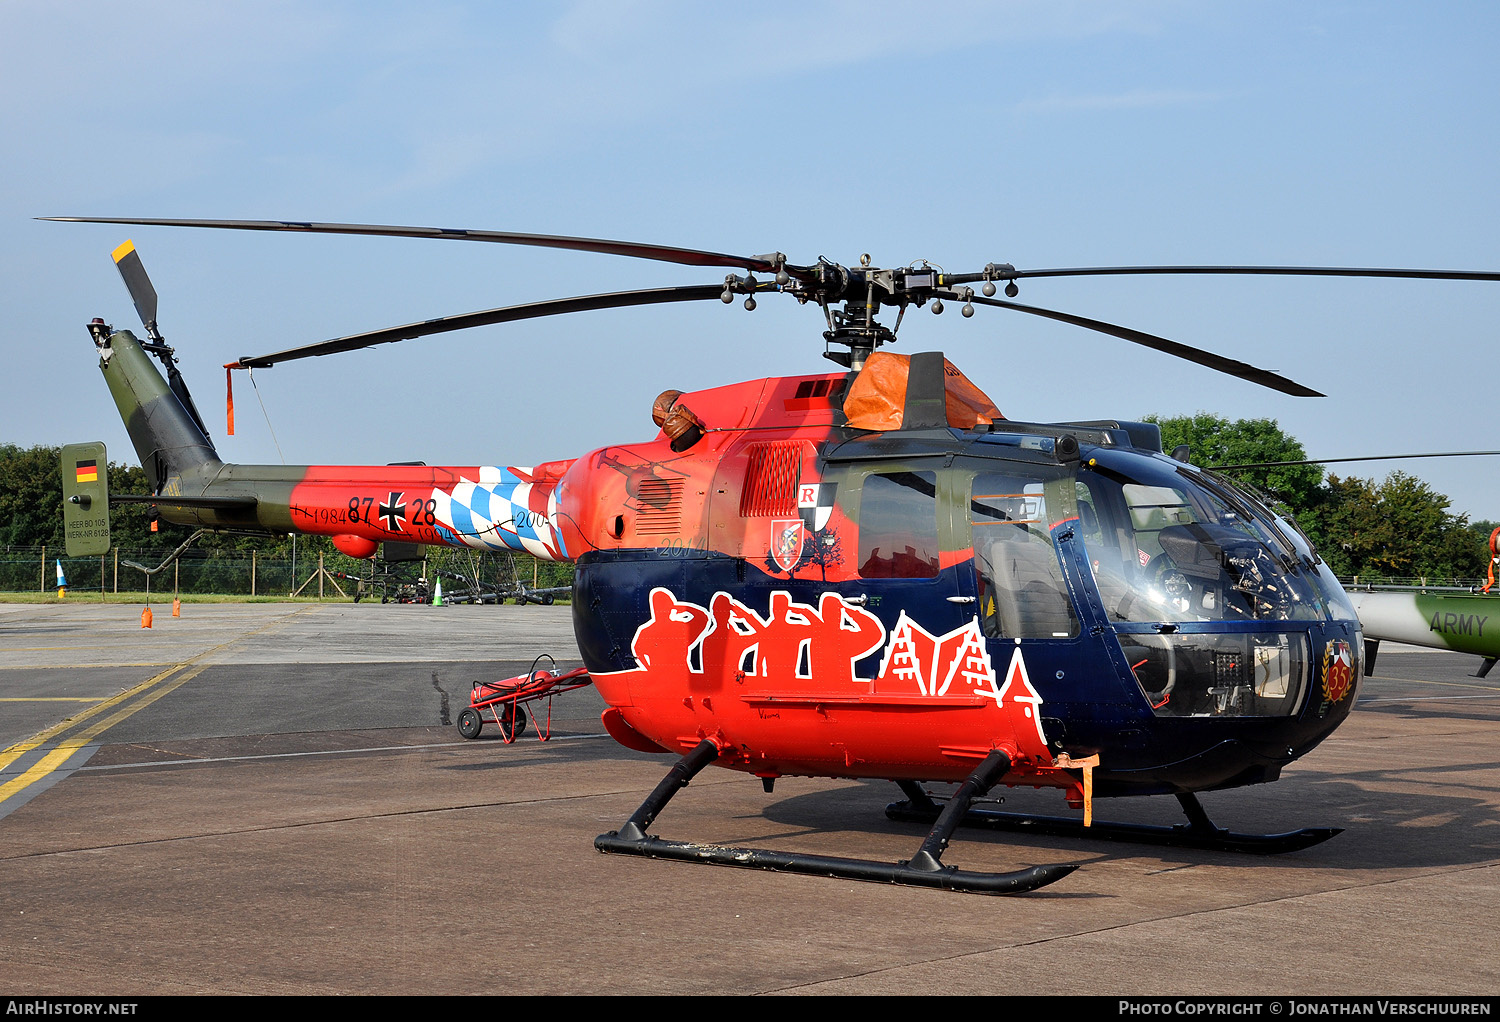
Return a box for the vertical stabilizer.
[94,326,220,493]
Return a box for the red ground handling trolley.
[457,655,593,743]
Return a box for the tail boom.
[146,462,575,561]
[284,463,574,560]
[101,326,574,559]
[98,328,219,493]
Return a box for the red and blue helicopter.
[51,216,1500,894]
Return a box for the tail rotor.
[110,240,211,442]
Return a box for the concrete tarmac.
[0,602,1497,995]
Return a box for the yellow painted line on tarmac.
[0,663,178,670]
[0,645,157,652]
[0,608,312,805]
[0,697,103,703]
[0,664,210,803]
[0,660,203,771]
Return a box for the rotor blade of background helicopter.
[234,284,729,368]
[1005,265,1500,283]
[1214,451,1500,471]
[41,217,789,275]
[957,292,1325,397]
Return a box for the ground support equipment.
[456,655,592,743]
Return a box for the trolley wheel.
[542,594,555,605]
[500,703,529,739]
[457,708,483,739]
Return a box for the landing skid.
[886,784,1341,856]
[596,741,1078,895]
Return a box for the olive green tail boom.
[95,323,221,493]
[92,325,301,533]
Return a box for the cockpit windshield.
[960,447,1350,718]
[1074,458,1336,625]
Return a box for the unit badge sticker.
[1321,638,1355,705]
[769,520,805,573]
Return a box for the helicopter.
[49,216,1500,895]
[1349,524,1500,678]
[1354,584,1500,678]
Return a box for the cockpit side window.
[970,470,1080,639]
[857,471,940,579]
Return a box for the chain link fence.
[1342,574,1489,591]
[0,544,573,599]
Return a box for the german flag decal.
[75,460,98,483]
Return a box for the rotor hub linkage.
[821,301,895,369]
[803,259,1028,367]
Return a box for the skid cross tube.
[906,748,1013,871]
[886,787,1341,856]
[596,742,1078,895]
[612,738,721,842]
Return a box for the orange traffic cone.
[172,598,181,618]
[141,606,153,629]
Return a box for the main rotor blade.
[1216,450,1500,470]
[234,284,728,368]
[1008,265,1500,283]
[957,292,1324,397]
[43,216,786,275]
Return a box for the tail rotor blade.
[111,239,160,339]
[105,240,210,439]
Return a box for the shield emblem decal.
[1322,639,1355,703]
[770,520,805,573]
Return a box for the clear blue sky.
[5,2,1499,517]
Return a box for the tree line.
[1146,413,1497,582]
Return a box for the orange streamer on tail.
[1486,527,1500,593]
[224,364,241,436]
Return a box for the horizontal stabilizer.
[110,494,258,510]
